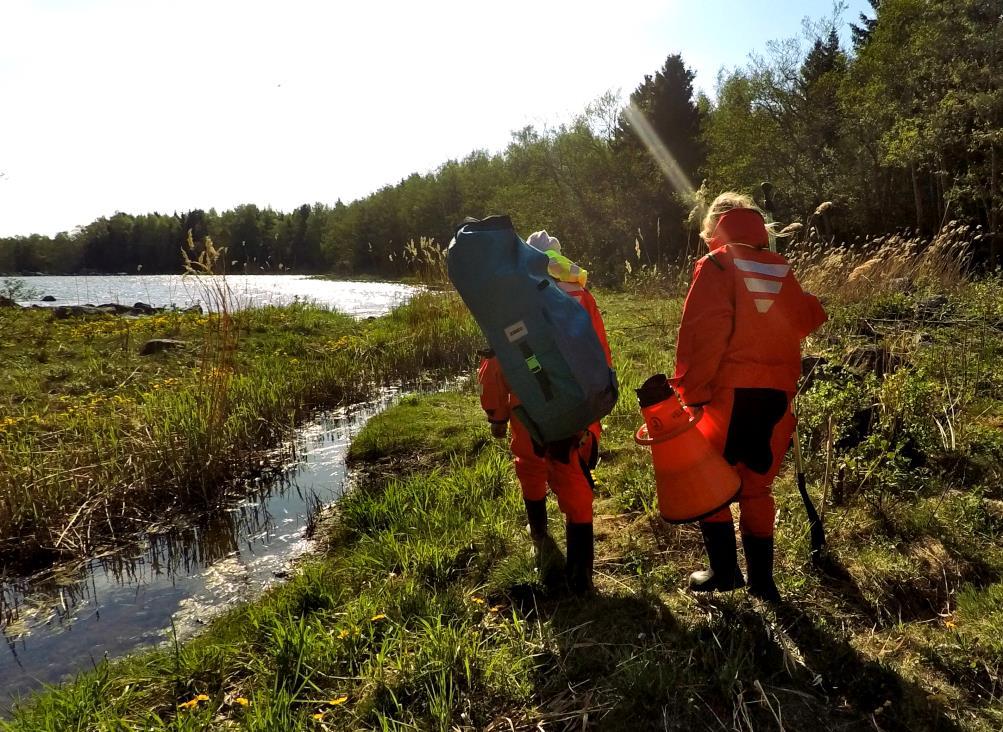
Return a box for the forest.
[1,0,999,281]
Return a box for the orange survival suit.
[674,206,826,601]
[478,282,613,524]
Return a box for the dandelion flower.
[328,696,348,706]
[234,697,250,707]
[178,693,209,709]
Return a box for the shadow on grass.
[496,558,967,731]
[772,597,967,732]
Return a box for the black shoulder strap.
[704,251,726,271]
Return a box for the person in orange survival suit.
[478,230,613,594]
[673,192,827,602]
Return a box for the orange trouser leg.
[510,417,547,502]
[547,455,594,524]
[698,388,795,536]
[510,417,594,522]
[737,408,795,537]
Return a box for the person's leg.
[735,394,796,602]
[689,512,745,592]
[548,448,595,594]
[510,418,549,541]
[689,389,745,591]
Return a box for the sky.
[0,0,873,237]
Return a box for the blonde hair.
[699,191,760,242]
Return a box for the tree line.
[2,0,999,280]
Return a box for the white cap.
[526,230,561,253]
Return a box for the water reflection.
[0,392,395,709]
[9,275,420,316]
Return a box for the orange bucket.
[634,374,740,523]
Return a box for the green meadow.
[4,254,1002,730]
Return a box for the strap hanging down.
[517,340,554,401]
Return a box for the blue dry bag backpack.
[448,215,618,444]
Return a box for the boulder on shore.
[41,295,56,302]
[52,305,116,318]
[140,339,187,356]
[51,302,171,318]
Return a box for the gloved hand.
[490,421,508,439]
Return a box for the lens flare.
[622,102,695,200]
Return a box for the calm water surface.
[9,274,418,316]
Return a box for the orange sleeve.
[672,256,735,407]
[580,289,613,367]
[798,291,828,338]
[477,356,511,423]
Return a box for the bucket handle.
[634,407,704,446]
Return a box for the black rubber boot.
[565,522,594,595]
[689,521,746,592]
[524,498,549,542]
[742,534,781,603]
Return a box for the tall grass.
[401,237,448,287]
[0,288,479,570]
[788,221,980,301]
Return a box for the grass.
[4,258,1003,729]
[0,290,481,571]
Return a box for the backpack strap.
[704,251,726,271]
[516,340,554,401]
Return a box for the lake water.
[5,274,419,317]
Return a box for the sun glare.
[622,102,696,200]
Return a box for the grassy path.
[4,283,1003,729]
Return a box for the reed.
[0,289,479,571]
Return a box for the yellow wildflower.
[234,697,250,707]
[944,619,957,628]
[328,696,348,706]
[337,628,350,639]
[470,596,486,605]
[370,613,386,622]
[178,693,209,709]
[313,712,325,720]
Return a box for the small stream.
[0,391,398,710]
[0,276,422,709]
